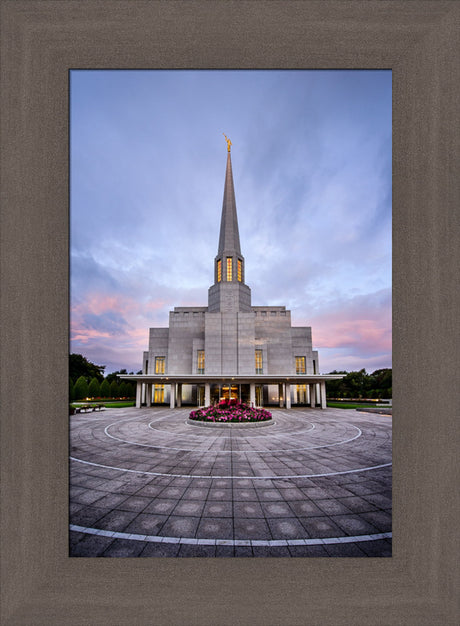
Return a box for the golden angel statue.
[223,133,232,152]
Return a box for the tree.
[119,382,129,398]
[74,376,89,400]
[105,369,128,385]
[100,379,110,398]
[109,380,119,399]
[69,378,75,402]
[70,353,105,383]
[88,377,101,399]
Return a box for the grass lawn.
[71,401,135,409]
[327,402,386,410]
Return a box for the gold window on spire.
[237,259,242,282]
[226,257,232,281]
[217,259,222,282]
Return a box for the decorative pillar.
[145,383,151,407]
[310,383,316,408]
[135,381,142,408]
[205,383,211,406]
[320,381,327,409]
[250,383,255,407]
[170,383,175,409]
[176,384,182,408]
[285,383,291,409]
[278,383,284,408]
[141,383,146,406]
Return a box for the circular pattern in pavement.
[69,407,392,557]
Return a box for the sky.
[70,70,392,375]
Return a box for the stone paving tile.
[267,517,308,539]
[323,543,367,557]
[299,517,346,538]
[330,514,379,536]
[117,495,152,513]
[359,510,392,532]
[96,509,139,532]
[102,539,147,557]
[255,488,283,501]
[315,499,354,516]
[233,501,264,518]
[252,546,291,557]
[215,545,235,557]
[338,496,378,513]
[143,498,178,515]
[234,518,271,540]
[288,544,329,557]
[178,544,217,557]
[260,501,294,518]
[71,535,115,557]
[173,500,205,517]
[196,517,233,539]
[202,501,233,518]
[140,542,181,557]
[233,488,258,501]
[357,539,392,557]
[70,505,112,527]
[160,515,200,538]
[123,513,168,535]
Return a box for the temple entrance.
[221,385,239,401]
[153,384,165,403]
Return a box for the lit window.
[296,384,307,403]
[237,259,242,282]
[217,259,222,282]
[255,349,263,374]
[295,356,306,374]
[154,385,164,403]
[226,257,232,281]
[155,356,165,374]
[197,350,205,374]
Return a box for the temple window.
[226,257,232,281]
[197,350,205,374]
[295,356,306,374]
[155,356,165,374]
[255,349,263,374]
[237,259,242,282]
[217,259,222,282]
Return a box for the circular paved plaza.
[69,407,392,557]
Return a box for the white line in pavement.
[69,524,392,547]
[103,418,363,453]
[69,455,391,479]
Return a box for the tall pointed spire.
[207,137,252,313]
[217,151,241,256]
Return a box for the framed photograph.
[1,1,458,624]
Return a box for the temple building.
[121,138,342,408]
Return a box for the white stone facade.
[137,149,326,407]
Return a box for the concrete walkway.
[69,407,392,557]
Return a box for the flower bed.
[189,399,272,423]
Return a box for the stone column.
[250,383,256,407]
[176,384,182,408]
[205,383,211,407]
[320,381,327,409]
[285,383,291,409]
[145,383,151,407]
[135,381,142,408]
[170,383,175,409]
[316,384,321,408]
[310,383,316,408]
[141,383,146,406]
[278,383,284,408]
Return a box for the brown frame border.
[1,1,459,624]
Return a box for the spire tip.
[223,133,232,152]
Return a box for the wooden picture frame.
[1,1,458,624]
